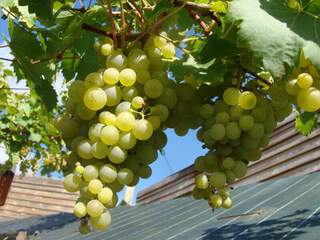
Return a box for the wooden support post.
[0,170,14,206]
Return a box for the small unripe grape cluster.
[57,35,175,234]
[285,73,320,112]
[193,86,284,209]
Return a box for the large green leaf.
[224,0,320,80]
[9,22,57,110]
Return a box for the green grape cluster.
[164,83,203,136]
[193,86,285,209]
[285,73,320,112]
[56,35,175,233]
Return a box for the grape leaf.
[9,22,44,59]
[170,55,226,86]
[18,0,53,19]
[76,47,101,80]
[295,112,318,136]
[9,22,57,110]
[224,0,320,80]
[61,49,79,81]
[146,0,174,23]
[200,33,240,62]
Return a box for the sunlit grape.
[116,112,135,131]
[88,179,103,194]
[238,91,257,110]
[297,87,320,112]
[100,125,119,145]
[131,96,145,109]
[99,164,117,183]
[108,145,127,164]
[209,194,222,208]
[195,173,209,189]
[91,141,109,159]
[104,85,122,107]
[83,165,99,182]
[99,111,117,125]
[161,43,175,58]
[132,119,153,140]
[74,202,87,218]
[98,187,113,204]
[297,73,313,89]
[115,101,131,115]
[106,52,127,70]
[88,123,104,142]
[118,132,137,149]
[87,200,104,218]
[223,87,240,106]
[118,68,136,87]
[77,139,93,160]
[101,43,113,56]
[63,173,82,192]
[103,68,119,85]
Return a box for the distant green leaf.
[295,112,318,136]
[29,132,42,142]
[211,1,228,13]
[20,103,31,117]
[224,0,320,80]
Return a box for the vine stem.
[128,0,147,26]
[0,45,9,48]
[119,0,127,48]
[81,23,143,40]
[0,87,30,91]
[239,64,272,87]
[186,8,212,36]
[0,57,15,62]
[106,0,118,49]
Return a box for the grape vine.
[0,0,319,235]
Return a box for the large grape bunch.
[55,34,176,233]
[192,87,276,209]
[192,60,320,209]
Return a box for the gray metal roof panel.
[0,172,320,240]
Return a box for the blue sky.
[0,7,205,203]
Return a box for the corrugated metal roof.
[1,171,320,240]
[137,115,320,204]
